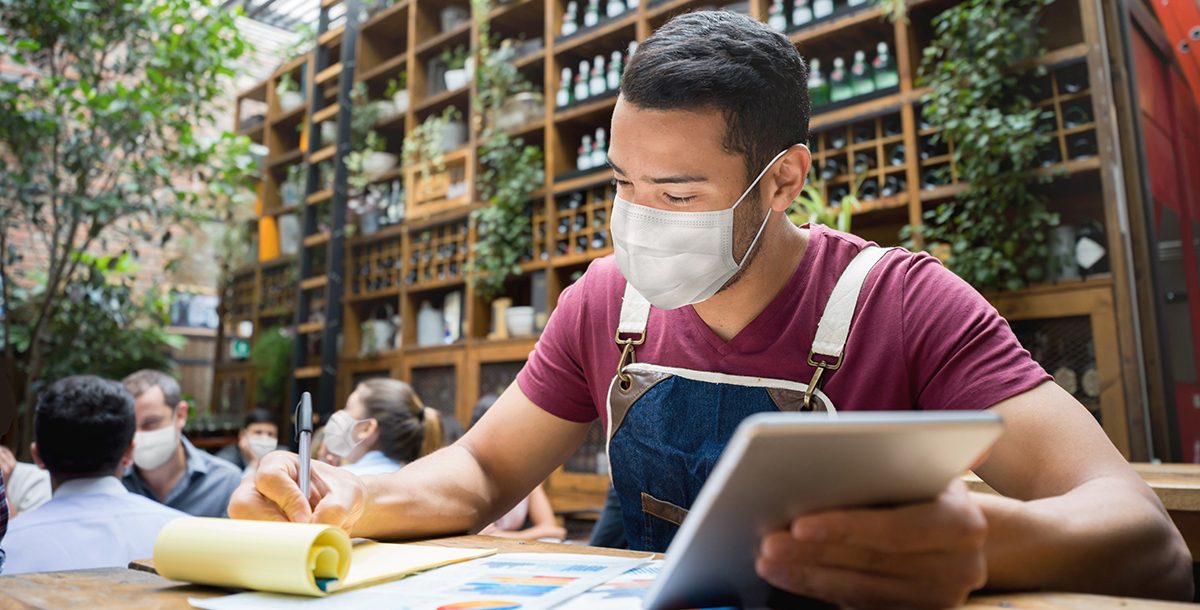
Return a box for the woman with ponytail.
[323,379,444,476]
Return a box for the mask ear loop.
[731,145,807,267]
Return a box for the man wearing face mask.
[231,11,1191,607]
[215,409,282,476]
[121,370,241,518]
[0,376,185,574]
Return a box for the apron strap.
[615,283,651,387]
[803,245,893,408]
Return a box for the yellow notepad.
[153,518,495,597]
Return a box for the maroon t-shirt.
[517,224,1050,426]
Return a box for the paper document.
[190,552,651,610]
[155,518,493,597]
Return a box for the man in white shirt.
[0,445,51,518]
[0,375,185,574]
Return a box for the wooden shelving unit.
[214,0,1156,514]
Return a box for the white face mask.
[611,148,795,310]
[247,435,276,459]
[323,410,370,458]
[134,423,179,470]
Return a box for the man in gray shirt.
[121,370,241,517]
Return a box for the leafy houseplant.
[277,73,305,112]
[250,326,294,410]
[908,0,1059,292]
[0,0,252,442]
[788,180,858,234]
[386,71,410,114]
[402,106,466,182]
[442,44,472,90]
[468,0,547,300]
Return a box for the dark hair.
[35,375,136,476]
[471,393,500,428]
[243,408,276,429]
[122,369,182,408]
[355,378,444,463]
[621,10,811,179]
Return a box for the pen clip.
[295,391,314,443]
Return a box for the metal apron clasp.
[803,351,843,410]
[614,330,646,390]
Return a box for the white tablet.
[643,410,1004,610]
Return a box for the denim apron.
[605,246,892,553]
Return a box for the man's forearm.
[350,445,504,540]
[977,476,1192,600]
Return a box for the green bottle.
[829,57,852,102]
[850,50,874,97]
[808,58,829,107]
[872,42,899,90]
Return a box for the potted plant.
[441,45,471,91]
[386,72,410,115]
[250,326,294,410]
[276,73,304,113]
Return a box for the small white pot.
[362,151,398,175]
[444,68,469,91]
[505,306,536,337]
[278,91,304,113]
[392,90,410,114]
[320,122,337,144]
[441,120,468,152]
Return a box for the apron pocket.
[641,492,687,551]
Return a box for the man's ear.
[31,442,44,469]
[357,418,379,442]
[768,143,812,213]
[118,440,135,472]
[176,401,189,431]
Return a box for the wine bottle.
[607,50,622,91]
[768,0,787,31]
[820,156,845,180]
[888,143,906,166]
[792,0,812,29]
[627,41,638,60]
[921,166,948,190]
[813,0,833,19]
[592,230,609,249]
[853,122,873,144]
[883,116,902,137]
[591,127,608,168]
[626,0,637,12]
[920,136,948,161]
[808,58,829,107]
[561,1,578,37]
[853,151,875,174]
[1036,143,1061,167]
[1062,102,1092,129]
[584,0,600,27]
[556,67,572,107]
[872,42,898,90]
[1058,63,1088,94]
[860,178,879,200]
[1068,132,1097,159]
[578,136,593,171]
[590,55,607,97]
[880,174,906,197]
[850,50,874,97]
[829,184,850,203]
[830,57,852,102]
[575,60,590,101]
[575,235,588,253]
[828,129,847,150]
[606,0,624,19]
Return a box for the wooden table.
[965,462,1200,560]
[0,535,1192,609]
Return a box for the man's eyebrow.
[607,160,709,184]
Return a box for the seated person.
[0,445,51,518]
[472,395,566,542]
[310,427,341,467]
[215,409,281,475]
[120,370,241,517]
[328,378,443,476]
[0,376,185,574]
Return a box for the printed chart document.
[189,552,651,610]
[155,518,494,597]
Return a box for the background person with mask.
[215,409,281,476]
[0,376,184,574]
[326,378,443,476]
[120,370,241,517]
